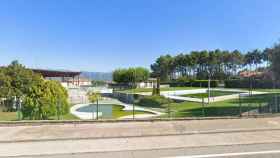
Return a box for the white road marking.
[166,150,280,158]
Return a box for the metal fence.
[2,88,280,121]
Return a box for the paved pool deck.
[138,88,269,103]
[70,98,164,120]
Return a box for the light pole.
[202,97,205,117]
[132,68,136,120]
[168,92,171,118]
[96,98,99,120]
[208,72,211,104]
[17,97,22,120]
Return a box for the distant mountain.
[80,71,112,81]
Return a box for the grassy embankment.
[118,87,201,93]
[153,93,280,117]
[180,90,240,98]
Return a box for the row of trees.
[269,43,280,80]
[150,49,270,82]
[113,67,150,84]
[0,61,69,120]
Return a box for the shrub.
[168,80,219,88]
[225,79,279,89]
[176,76,189,83]
[137,95,172,108]
[190,80,219,87]
[22,80,69,120]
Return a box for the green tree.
[151,55,174,82]
[270,43,280,80]
[87,91,101,103]
[22,80,69,120]
[113,67,150,86]
[0,61,69,119]
[0,68,11,98]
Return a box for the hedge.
[225,79,280,89]
[137,95,172,108]
[169,80,219,88]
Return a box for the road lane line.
[166,150,280,158]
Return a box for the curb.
[0,114,280,127]
[1,127,280,144]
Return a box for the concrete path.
[163,88,269,103]
[135,88,268,103]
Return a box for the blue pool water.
[77,104,115,118]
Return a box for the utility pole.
[96,98,99,120]
[239,93,242,117]
[208,73,211,104]
[133,68,136,120]
[92,99,95,120]
[168,92,171,118]
[17,97,22,120]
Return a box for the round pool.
[77,104,116,118]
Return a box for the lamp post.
[208,71,211,104]
[208,77,210,104]
[168,92,171,118]
[132,68,136,120]
[17,97,22,120]
[96,98,99,120]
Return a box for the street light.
[96,97,99,120]
[17,97,22,120]
[133,68,136,120]
[208,71,211,104]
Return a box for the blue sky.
[0,0,280,72]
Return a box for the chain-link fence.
[2,88,280,121]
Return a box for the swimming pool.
[77,104,115,118]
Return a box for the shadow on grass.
[172,94,280,117]
[174,105,259,117]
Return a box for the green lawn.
[160,93,280,117]
[118,87,200,93]
[181,90,241,98]
[111,105,151,118]
[0,111,80,121]
[49,113,80,120]
[0,104,153,121]
[0,112,17,121]
[250,89,280,93]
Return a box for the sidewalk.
[1,117,280,157]
[2,130,280,157]
[1,117,280,142]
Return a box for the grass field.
[1,92,279,121]
[180,90,241,98]
[0,104,152,121]
[111,105,151,118]
[161,93,280,117]
[0,111,17,121]
[0,111,80,121]
[118,87,200,93]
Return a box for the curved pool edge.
[70,98,164,120]
[70,103,103,120]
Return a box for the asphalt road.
[16,143,280,158]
